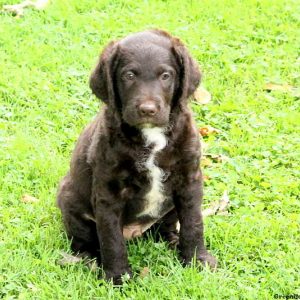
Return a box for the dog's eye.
[160,72,171,80]
[124,71,136,81]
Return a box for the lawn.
[0,0,299,299]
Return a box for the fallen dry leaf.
[203,153,229,163]
[193,86,212,104]
[202,190,230,217]
[140,267,150,278]
[202,175,210,181]
[264,83,294,92]
[21,194,39,203]
[176,191,230,231]
[27,283,39,292]
[57,251,98,271]
[218,190,230,211]
[87,260,98,272]
[201,157,213,167]
[57,252,82,265]
[3,3,24,16]
[3,0,49,17]
[217,211,229,216]
[34,0,49,9]
[199,125,221,137]
[199,139,209,152]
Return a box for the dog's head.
[90,30,200,128]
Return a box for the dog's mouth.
[138,123,156,129]
[122,109,170,129]
[136,119,168,129]
[134,115,170,128]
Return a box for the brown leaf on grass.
[217,211,229,216]
[203,153,229,163]
[202,175,210,181]
[199,139,209,152]
[193,86,212,104]
[57,252,82,265]
[264,83,294,92]
[21,194,39,203]
[3,0,49,17]
[2,4,24,17]
[200,157,213,167]
[88,260,98,272]
[140,267,150,278]
[33,0,49,9]
[202,190,230,217]
[176,191,230,231]
[199,125,221,137]
[27,283,39,292]
[57,251,98,271]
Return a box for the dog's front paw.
[180,250,217,271]
[197,251,218,270]
[105,269,133,286]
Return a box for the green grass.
[0,0,299,299]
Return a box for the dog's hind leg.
[147,208,179,248]
[57,175,101,263]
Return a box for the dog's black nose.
[138,102,157,117]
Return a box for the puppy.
[57,29,217,284]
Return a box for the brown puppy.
[57,29,217,285]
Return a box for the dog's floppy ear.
[89,41,119,104]
[172,38,201,104]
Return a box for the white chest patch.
[138,127,167,218]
